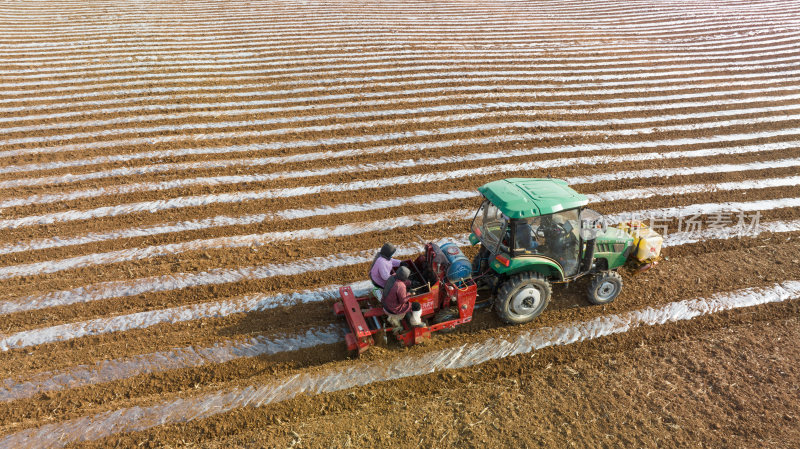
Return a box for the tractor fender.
[490,255,565,281]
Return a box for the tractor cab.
[470,178,616,280]
[471,199,587,278]
[469,178,637,324]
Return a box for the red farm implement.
[333,243,477,355]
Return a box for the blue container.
[440,242,472,283]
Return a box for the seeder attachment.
[333,242,477,355]
[333,285,384,355]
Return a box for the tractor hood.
[595,226,631,243]
[477,178,588,219]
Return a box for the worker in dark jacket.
[381,266,423,330]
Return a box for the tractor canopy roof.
[477,178,588,219]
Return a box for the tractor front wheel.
[495,272,552,324]
[587,271,623,305]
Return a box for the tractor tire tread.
[495,272,552,324]
[587,270,623,305]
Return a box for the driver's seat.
[514,221,539,254]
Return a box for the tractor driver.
[540,213,580,276]
[382,266,423,330]
[369,242,401,288]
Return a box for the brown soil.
[1,144,797,246]
[2,232,799,432]
[84,300,800,449]
[1,0,799,446]
[2,121,800,201]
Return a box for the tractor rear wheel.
[587,271,623,305]
[495,272,552,324]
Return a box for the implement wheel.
[495,272,552,324]
[587,271,623,305]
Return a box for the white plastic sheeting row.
[2,117,798,187]
[1,189,799,282]
[0,191,796,315]
[9,51,799,96]
[0,191,473,255]
[5,44,800,77]
[4,280,798,448]
[0,210,475,280]
[1,80,798,128]
[4,98,800,157]
[2,153,798,230]
[2,173,797,258]
[0,282,372,353]
[4,12,796,44]
[4,53,798,90]
[5,91,800,135]
[4,73,799,115]
[6,37,797,63]
[6,36,798,66]
[5,64,800,110]
[2,210,799,353]
[3,135,799,212]
[0,325,346,403]
[2,24,798,56]
[0,237,464,319]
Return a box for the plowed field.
[1,0,799,447]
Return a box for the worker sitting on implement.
[369,242,401,288]
[381,266,423,331]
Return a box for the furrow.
[2,143,798,229]
[0,195,795,318]
[4,280,798,448]
[4,58,799,95]
[1,211,798,355]
[3,91,799,136]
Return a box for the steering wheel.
[536,222,567,240]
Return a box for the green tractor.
[469,178,660,324]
